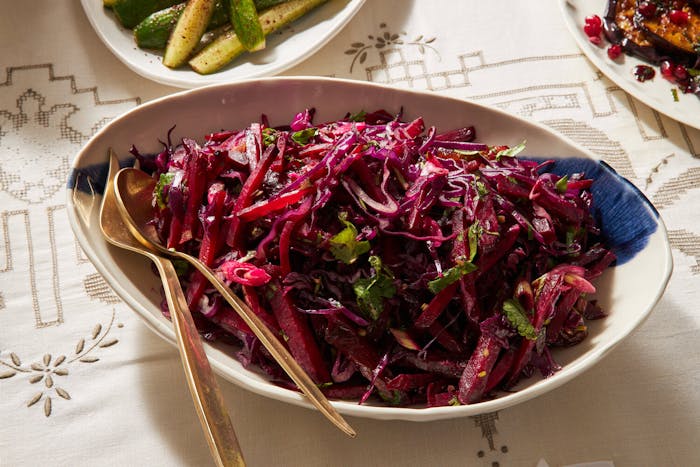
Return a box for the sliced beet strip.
[267,279,330,384]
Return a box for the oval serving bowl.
[66,77,672,421]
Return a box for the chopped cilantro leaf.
[291,128,318,145]
[428,260,477,294]
[348,110,367,122]
[448,396,461,406]
[353,256,396,320]
[467,222,481,261]
[475,180,489,197]
[329,216,370,264]
[262,127,278,146]
[502,298,538,340]
[155,172,175,209]
[495,141,526,160]
[378,389,402,406]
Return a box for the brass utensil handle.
[154,256,246,467]
[185,258,356,438]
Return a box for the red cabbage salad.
[132,109,616,407]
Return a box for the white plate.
[66,77,672,421]
[559,0,700,129]
[80,0,365,88]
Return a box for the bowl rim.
[66,76,674,421]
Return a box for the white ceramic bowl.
[66,77,672,421]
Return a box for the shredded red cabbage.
[134,109,616,407]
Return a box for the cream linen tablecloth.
[1,1,699,466]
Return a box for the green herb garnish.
[353,256,396,320]
[555,175,569,193]
[495,141,526,160]
[262,127,278,146]
[291,128,318,145]
[428,260,477,294]
[502,298,538,340]
[155,172,175,209]
[329,215,370,264]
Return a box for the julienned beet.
[131,108,615,407]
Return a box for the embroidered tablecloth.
[1,1,699,466]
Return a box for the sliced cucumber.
[163,0,217,68]
[189,0,327,74]
[228,0,265,51]
[112,0,181,29]
[134,1,228,50]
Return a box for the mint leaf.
[428,260,477,294]
[155,172,175,209]
[353,256,396,320]
[291,128,318,145]
[502,299,538,340]
[329,216,370,264]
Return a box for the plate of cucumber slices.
[81,0,366,88]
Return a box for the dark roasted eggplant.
[603,0,669,63]
[634,1,700,66]
[604,0,700,66]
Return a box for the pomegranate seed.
[607,44,623,60]
[660,60,675,79]
[584,15,603,37]
[637,1,657,18]
[673,64,689,80]
[585,15,602,27]
[669,9,690,26]
[633,65,655,82]
[588,36,602,45]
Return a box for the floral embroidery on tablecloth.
[0,308,120,417]
[344,23,439,72]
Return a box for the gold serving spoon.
[113,166,356,438]
[99,151,246,466]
